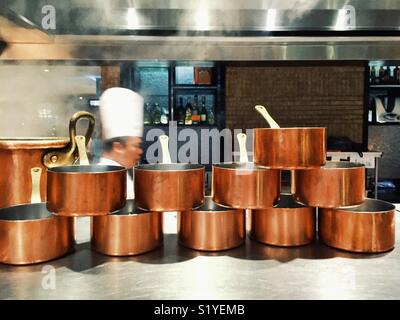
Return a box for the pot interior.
[214,162,265,170]
[339,198,395,213]
[192,196,235,212]
[136,163,203,171]
[111,200,149,215]
[0,203,52,221]
[275,193,307,209]
[322,162,364,169]
[49,165,125,173]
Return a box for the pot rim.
[48,165,126,174]
[319,161,365,170]
[328,198,395,214]
[135,163,204,172]
[254,127,326,131]
[213,162,273,171]
[0,202,55,222]
[0,137,69,149]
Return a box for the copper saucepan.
[178,196,245,251]
[319,198,395,253]
[91,200,163,256]
[253,105,326,169]
[0,111,95,208]
[212,133,280,209]
[249,193,316,246]
[47,136,127,216]
[295,161,365,208]
[135,135,204,211]
[0,168,75,265]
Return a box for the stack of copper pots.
[250,117,324,247]
[250,105,395,253]
[209,132,281,250]
[294,162,395,253]
[0,112,96,265]
[46,135,142,257]
[133,135,206,251]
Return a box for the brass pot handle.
[75,135,90,165]
[30,167,42,204]
[43,111,95,168]
[255,105,280,128]
[68,111,95,149]
[237,133,249,163]
[159,135,172,164]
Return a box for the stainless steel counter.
[1,209,400,300]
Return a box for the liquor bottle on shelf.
[143,102,151,125]
[208,104,215,125]
[153,103,161,125]
[192,95,200,125]
[176,97,185,125]
[394,66,400,84]
[184,97,192,125]
[370,66,376,84]
[160,106,168,125]
[379,65,385,84]
[200,96,207,124]
[384,66,390,83]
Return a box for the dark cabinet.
[131,62,225,128]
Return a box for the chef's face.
[114,136,143,168]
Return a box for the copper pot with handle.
[319,198,395,253]
[47,136,127,216]
[212,133,280,209]
[253,105,326,169]
[135,135,205,211]
[0,111,95,208]
[91,200,163,256]
[0,167,75,265]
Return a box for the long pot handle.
[69,111,96,148]
[75,135,90,165]
[159,135,172,164]
[255,105,280,128]
[42,111,95,168]
[237,133,249,163]
[30,167,42,204]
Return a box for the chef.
[98,87,144,199]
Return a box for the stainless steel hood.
[1,0,400,61]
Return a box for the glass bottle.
[153,103,161,125]
[379,66,385,84]
[143,102,151,125]
[384,66,390,83]
[370,66,376,84]
[200,96,207,124]
[184,97,192,125]
[394,66,400,84]
[208,104,215,125]
[160,105,168,124]
[176,97,185,125]
[192,95,200,125]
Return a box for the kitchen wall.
[225,63,365,144]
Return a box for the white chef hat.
[99,87,144,139]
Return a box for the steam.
[0,64,100,137]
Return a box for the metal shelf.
[368,122,400,126]
[172,86,218,90]
[370,84,400,88]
